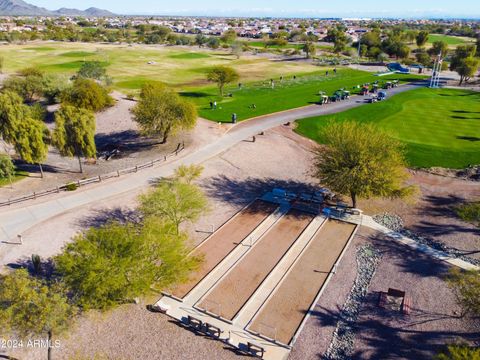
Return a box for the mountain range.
[0,0,115,16]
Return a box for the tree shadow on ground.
[310,290,479,359]
[359,232,451,279]
[453,110,480,114]
[13,160,78,175]
[76,207,141,229]
[457,136,480,142]
[410,194,480,238]
[202,175,318,207]
[95,130,163,155]
[6,257,55,281]
[179,91,211,98]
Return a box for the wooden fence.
[0,143,185,207]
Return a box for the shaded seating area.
[378,288,412,315]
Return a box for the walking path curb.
[361,215,479,271]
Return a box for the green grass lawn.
[189,69,425,122]
[0,42,322,91]
[427,34,474,45]
[295,88,480,169]
[0,170,29,188]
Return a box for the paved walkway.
[360,215,479,271]
[0,83,421,265]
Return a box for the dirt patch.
[198,209,314,320]
[249,220,356,344]
[170,200,278,299]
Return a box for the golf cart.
[368,94,378,103]
[319,91,329,105]
[377,91,387,101]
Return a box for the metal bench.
[247,342,265,358]
[186,315,203,332]
[204,323,223,338]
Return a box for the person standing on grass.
[334,68,337,74]
[213,101,217,109]
[209,101,213,109]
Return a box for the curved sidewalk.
[0,83,420,254]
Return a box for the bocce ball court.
[197,209,315,320]
[248,219,357,345]
[170,200,278,299]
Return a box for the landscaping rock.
[324,245,381,360]
[372,213,404,232]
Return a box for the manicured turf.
[169,52,211,59]
[295,88,480,169]
[427,34,473,45]
[189,69,425,122]
[1,42,322,91]
[60,51,96,58]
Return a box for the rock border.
[323,245,382,360]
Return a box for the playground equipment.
[387,62,410,74]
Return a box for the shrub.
[61,78,114,112]
[446,268,480,317]
[455,202,480,226]
[65,182,78,191]
[0,154,15,179]
[435,343,480,360]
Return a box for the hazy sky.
[28,0,480,18]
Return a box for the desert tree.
[54,218,201,310]
[303,42,316,59]
[415,30,429,47]
[450,45,479,85]
[76,61,107,80]
[52,105,96,173]
[131,82,197,144]
[139,176,209,234]
[61,78,114,112]
[0,90,30,145]
[174,164,204,184]
[14,117,49,178]
[0,153,15,185]
[435,343,480,360]
[0,269,74,360]
[446,268,480,317]
[311,121,413,208]
[206,66,240,96]
[428,41,449,58]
